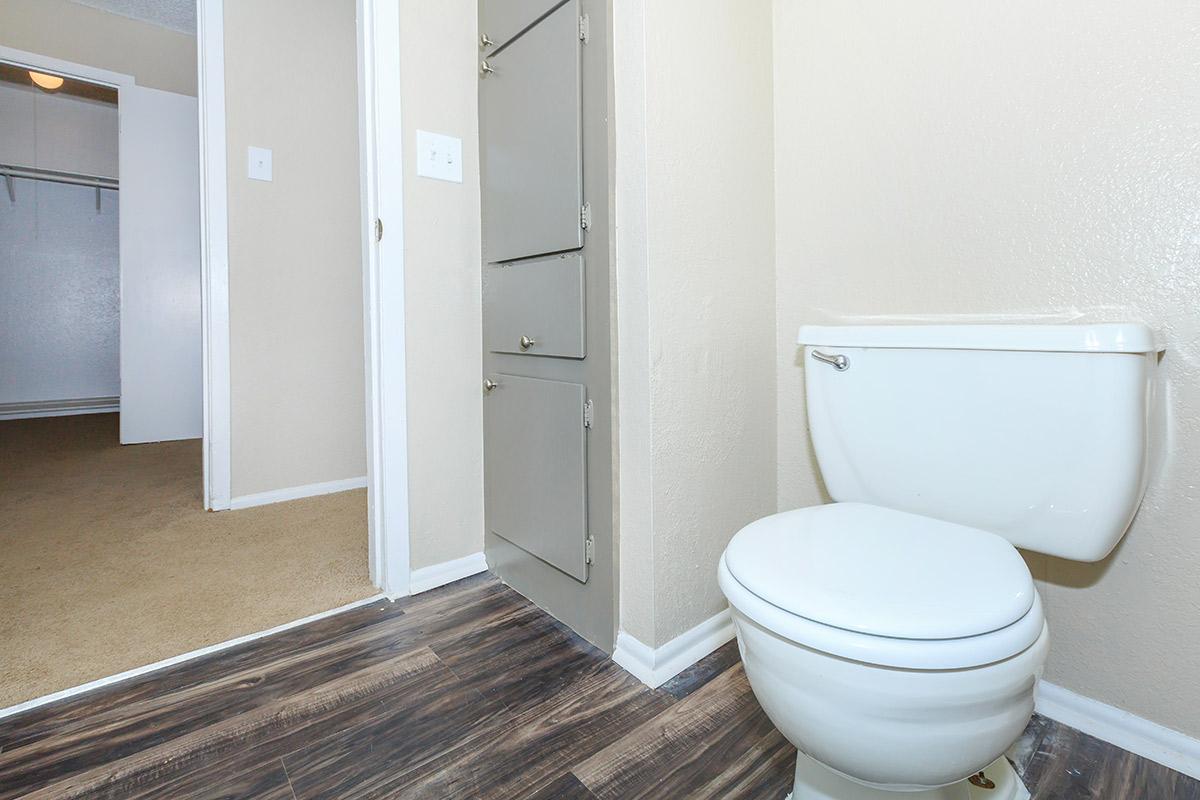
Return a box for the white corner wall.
[397,0,485,572]
[773,0,1200,739]
[615,0,777,649]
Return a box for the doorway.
[0,21,379,710]
[0,53,212,706]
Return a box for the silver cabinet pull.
[811,350,849,371]
[484,379,498,392]
[480,60,494,76]
[520,335,536,351]
[480,33,494,48]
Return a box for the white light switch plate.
[416,130,463,183]
[248,146,273,181]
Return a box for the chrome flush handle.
[811,350,850,371]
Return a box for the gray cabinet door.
[484,253,585,358]
[484,374,588,581]
[480,0,582,263]
[480,0,566,50]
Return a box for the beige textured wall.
[615,0,777,647]
[398,0,484,570]
[0,0,196,95]
[225,0,366,496]
[774,0,1200,737]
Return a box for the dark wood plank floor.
[2,573,1196,799]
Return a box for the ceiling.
[69,0,195,34]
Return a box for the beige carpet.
[0,413,376,708]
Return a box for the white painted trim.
[197,0,231,511]
[609,612,1200,781]
[1036,680,1200,780]
[409,552,488,595]
[358,0,411,598]
[0,593,386,722]
[613,608,736,689]
[228,476,367,510]
[0,397,119,421]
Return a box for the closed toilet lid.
[723,503,1035,640]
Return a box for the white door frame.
[196,0,410,596]
[196,0,231,512]
[357,0,411,597]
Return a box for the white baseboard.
[0,396,119,421]
[612,608,735,689]
[409,552,488,595]
[1036,680,1200,780]
[229,476,368,510]
[0,593,387,722]
[610,622,1200,780]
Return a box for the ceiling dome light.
[29,71,64,91]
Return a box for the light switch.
[248,146,273,181]
[416,130,463,183]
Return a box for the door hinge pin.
[580,202,592,230]
[583,398,593,428]
[579,14,590,43]
[585,536,595,564]
[375,218,383,242]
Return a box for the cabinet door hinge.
[375,218,383,242]
[580,202,592,230]
[583,398,594,428]
[579,14,590,43]
[585,536,595,564]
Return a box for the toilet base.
[787,753,1030,800]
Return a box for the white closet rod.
[1,163,119,194]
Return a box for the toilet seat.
[720,503,1045,669]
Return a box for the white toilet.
[719,323,1157,800]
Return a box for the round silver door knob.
[520,335,536,351]
[484,379,498,392]
[480,33,495,48]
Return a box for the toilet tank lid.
[797,323,1157,353]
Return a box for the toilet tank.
[799,324,1157,562]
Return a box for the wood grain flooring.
[1,573,1196,799]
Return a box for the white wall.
[773,0,1200,739]
[0,82,119,410]
[398,0,485,571]
[0,180,119,409]
[0,83,119,178]
[615,0,777,647]
[224,0,366,496]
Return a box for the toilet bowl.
[718,323,1157,799]
[719,504,1048,798]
